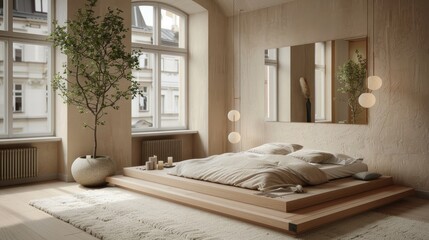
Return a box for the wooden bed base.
[106,166,413,234]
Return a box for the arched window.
[131,2,187,131]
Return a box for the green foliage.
[50,0,141,157]
[337,50,367,124]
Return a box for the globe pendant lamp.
[358,92,376,108]
[359,0,382,109]
[228,0,241,144]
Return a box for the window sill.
[132,130,198,138]
[0,136,62,145]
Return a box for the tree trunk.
[93,117,98,158]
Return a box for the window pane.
[132,52,155,129]
[13,0,49,35]
[161,9,185,48]
[0,0,5,31]
[160,54,185,128]
[265,65,278,121]
[132,5,154,45]
[12,42,50,134]
[0,41,5,134]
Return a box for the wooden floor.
[0,181,428,240]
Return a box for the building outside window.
[131,2,187,131]
[0,0,53,137]
[34,0,48,13]
[264,48,278,122]
[139,86,149,112]
[13,83,23,112]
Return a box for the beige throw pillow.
[247,143,303,155]
[289,149,334,163]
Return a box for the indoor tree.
[51,0,141,157]
[337,50,367,124]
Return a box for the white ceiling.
[214,0,295,16]
[132,0,206,14]
[134,0,294,16]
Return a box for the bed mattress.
[317,162,368,180]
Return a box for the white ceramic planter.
[71,156,115,187]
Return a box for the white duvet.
[168,152,328,191]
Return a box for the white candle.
[167,157,173,165]
[158,161,164,170]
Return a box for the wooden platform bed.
[107,166,413,235]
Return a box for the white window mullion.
[48,41,54,135]
[7,0,12,32]
[7,41,13,137]
[156,53,161,129]
[155,4,160,46]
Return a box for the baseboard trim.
[415,190,429,199]
[0,174,58,187]
[58,173,75,182]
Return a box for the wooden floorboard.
[0,181,99,240]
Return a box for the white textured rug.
[29,187,428,240]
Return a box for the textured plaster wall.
[191,0,228,157]
[233,0,429,192]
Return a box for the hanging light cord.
[372,0,376,77]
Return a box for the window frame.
[131,2,188,132]
[34,0,48,14]
[0,0,54,138]
[264,48,278,122]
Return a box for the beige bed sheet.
[169,152,328,191]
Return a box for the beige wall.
[189,11,209,158]
[190,0,228,157]
[232,0,429,193]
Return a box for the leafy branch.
[50,0,141,157]
[337,50,367,124]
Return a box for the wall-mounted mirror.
[265,37,368,124]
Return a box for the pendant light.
[228,0,241,144]
[359,0,382,108]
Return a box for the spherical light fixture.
[367,75,382,91]
[227,110,241,122]
[358,92,376,108]
[228,132,241,144]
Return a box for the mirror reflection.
[264,37,368,124]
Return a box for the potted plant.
[337,50,367,124]
[50,0,141,186]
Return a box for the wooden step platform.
[106,175,413,234]
[123,166,395,212]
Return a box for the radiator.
[0,147,38,180]
[142,139,182,163]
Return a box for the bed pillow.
[353,172,381,181]
[288,149,334,163]
[324,153,361,165]
[246,143,303,155]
